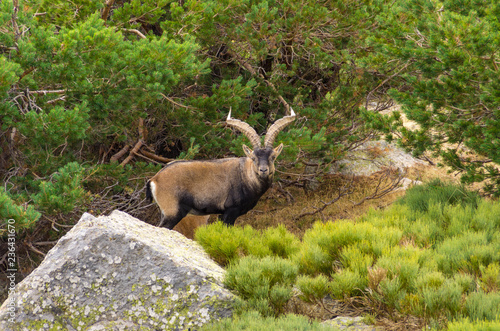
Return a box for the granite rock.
[0,210,234,330]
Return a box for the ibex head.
[226,108,296,180]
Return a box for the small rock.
[323,316,381,330]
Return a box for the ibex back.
[146,109,296,229]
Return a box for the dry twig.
[120,139,144,166]
[101,0,115,21]
[110,144,131,163]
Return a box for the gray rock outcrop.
[0,210,234,330]
[330,140,424,177]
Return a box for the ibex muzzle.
[146,109,296,229]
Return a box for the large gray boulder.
[0,210,235,330]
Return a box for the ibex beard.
[146,108,296,229]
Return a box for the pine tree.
[367,0,500,195]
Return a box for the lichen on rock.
[0,210,235,330]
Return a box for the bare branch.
[11,0,20,46]
[159,93,194,109]
[140,149,174,164]
[293,178,355,220]
[122,28,147,39]
[120,139,144,167]
[110,144,130,163]
[352,169,405,207]
[101,0,115,21]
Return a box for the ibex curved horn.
[264,108,296,148]
[226,108,262,149]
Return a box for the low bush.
[196,180,500,328]
[464,292,500,322]
[0,187,41,234]
[443,318,500,331]
[397,179,480,213]
[201,310,325,330]
[224,256,298,317]
[194,222,270,266]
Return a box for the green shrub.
[296,220,402,276]
[293,241,332,276]
[471,200,500,233]
[480,263,500,293]
[374,245,422,293]
[224,256,298,317]
[436,231,499,275]
[296,274,330,304]
[420,279,463,320]
[201,310,325,331]
[329,269,366,300]
[397,179,480,213]
[444,318,500,331]
[31,162,88,215]
[340,245,374,276]
[195,222,270,266]
[262,224,300,259]
[464,292,500,322]
[377,276,406,310]
[0,187,41,235]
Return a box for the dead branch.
[27,89,67,95]
[110,144,130,163]
[139,149,174,164]
[365,60,413,109]
[120,139,144,167]
[352,169,405,207]
[293,179,355,220]
[159,93,194,109]
[101,0,115,21]
[32,241,57,246]
[138,117,146,141]
[274,181,295,203]
[11,0,20,44]
[46,95,67,104]
[122,28,147,39]
[133,150,162,164]
[26,242,46,257]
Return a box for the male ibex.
[146,109,296,229]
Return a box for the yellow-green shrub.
[224,256,298,317]
[195,222,270,266]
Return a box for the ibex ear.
[242,144,254,158]
[273,143,284,157]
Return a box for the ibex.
[146,109,296,229]
[172,215,210,239]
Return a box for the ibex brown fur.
[172,215,210,239]
[146,109,296,229]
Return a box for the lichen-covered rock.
[323,316,382,330]
[330,140,424,177]
[0,210,235,330]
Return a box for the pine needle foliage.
[224,256,298,317]
[366,0,500,196]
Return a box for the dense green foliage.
[368,0,500,196]
[1,0,394,238]
[196,181,500,329]
[1,0,499,235]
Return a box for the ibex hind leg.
[158,208,188,230]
